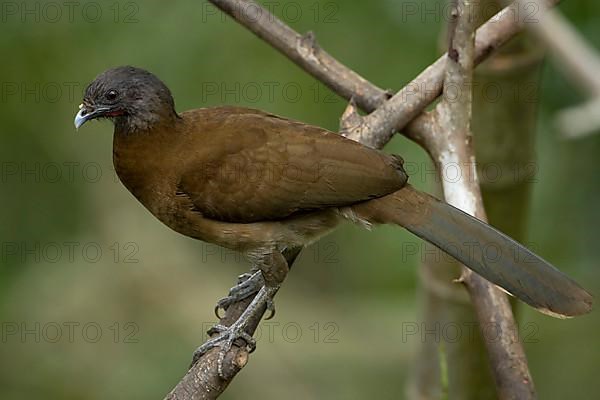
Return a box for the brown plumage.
[75,66,592,319]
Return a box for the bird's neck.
[114,107,180,135]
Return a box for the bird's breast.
[112,133,176,214]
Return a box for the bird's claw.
[215,271,276,318]
[191,323,256,377]
[192,285,279,377]
[264,297,276,320]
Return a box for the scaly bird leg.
[192,251,290,377]
[215,269,276,319]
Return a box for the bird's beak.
[74,103,112,129]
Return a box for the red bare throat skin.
[106,110,125,117]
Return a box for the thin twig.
[515,0,600,96]
[557,97,600,138]
[512,0,600,138]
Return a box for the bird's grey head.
[74,66,178,133]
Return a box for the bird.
[75,66,592,370]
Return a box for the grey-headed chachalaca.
[75,66,592,368]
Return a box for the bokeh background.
[1,0,598,399]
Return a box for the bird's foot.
[190,323,256,376]
[215,270,276,319]
[192,285,278,377]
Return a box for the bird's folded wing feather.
[177,109,407,223]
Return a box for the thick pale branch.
[429,1,535,398]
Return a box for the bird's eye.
[105,90,118,101]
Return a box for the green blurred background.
[1,0,598,398]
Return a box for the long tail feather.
[352,185,593,318]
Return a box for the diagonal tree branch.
[208,0,392,110]
[166,0,562,398]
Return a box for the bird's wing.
[177,108,407,223]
